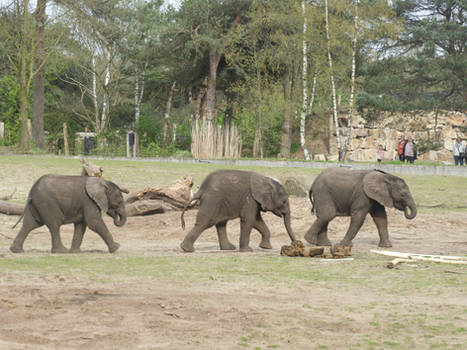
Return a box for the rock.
[282,177,307,197]
[314,154,326,161]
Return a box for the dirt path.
[0,198,466,349]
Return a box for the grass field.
[0,155,466,350]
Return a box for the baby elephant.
[180,170,297,252]
[305,168,417,248]
[10,174,128,254]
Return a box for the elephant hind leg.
[253,216,272,249]
[216,222,235,250]
[10,209,42,253]
[180,222,212,252]
[305,217,331,246]
[46,223,68,254]
[316,223,331,246]
[339,212,366,247]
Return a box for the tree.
[359,0,466,112]
[0,0,64,151]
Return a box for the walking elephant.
[180,170,297,252]
[10,174,128,254]
[304,168,417,248]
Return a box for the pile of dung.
[280,240,324,257]
[280,241,352,259]
[330,245,352,258]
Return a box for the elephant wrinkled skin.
[10,175,128,254]
[180,170,297,252]
[304,168,417,248]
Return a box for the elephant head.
[85,178,129,226]
[250,174,297,244]
[363,170,417,219]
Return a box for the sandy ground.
[0,197,466,349]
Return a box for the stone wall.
[337,110,467,163]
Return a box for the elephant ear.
[85,177,109,213]
[363,171,394,208]
[250,173,276,211]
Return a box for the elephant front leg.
[239,217,255,252]
[216,222,236,250]
[370,204,392,248]
[253,215,272,249]
[339,212,366,247]
[69,222,87,253]
[86,218,120,253]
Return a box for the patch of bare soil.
[0,198,466,349]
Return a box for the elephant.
[10,174,129,254]
[304,168,417,248]
[180,169,297,252]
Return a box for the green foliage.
[416,138,443,155]
[0,75,20,145]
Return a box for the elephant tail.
[309,189,315,214]
[12,214,24,229]
[181,194,200,230]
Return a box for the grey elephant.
[10,174,128,254]
[180,169,297,252]
[304,168,417,248]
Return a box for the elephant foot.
[220,242,236,250]
[304,232,318,245]
[259,241,272,249]
[317,238,332,246]
[69,247,83,254]
[51,246,69,254]
[9,245,24,253]
[180,241,195,253]
[240,246,253,252]
[378,240,392,248]
[108,242,120,253]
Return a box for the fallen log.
[0,200,24,215]
[80,158,103,177]
[125,199,176,217]
[125,175,194,209]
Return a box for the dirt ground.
[0,197,466,349]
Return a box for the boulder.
[282,177,308,197]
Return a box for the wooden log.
[125,199,175,217]
[80,158,103,177]
[387,258,413,269]
[0,200,24,215]
[125,175,194,209]
[371,250,466,261]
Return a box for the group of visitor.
[396,136,417,164]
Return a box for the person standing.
[376,144,385,163]
[397,136,406,161]
[404,137,415,164]
[453,137,465,166]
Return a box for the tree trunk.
[63,122,69,155]
[300,0,311,161]
[163,81,176,148]
[32,0,46,150]
[279,68,293,158]
[341,0,358,161]
[325,0,341,159]
[0,200,24,216]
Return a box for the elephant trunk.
[404,201,417,220]
[113,208,127,227]
[283,212,297,244]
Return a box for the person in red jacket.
[397,136,406,161]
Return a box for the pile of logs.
[0,159,194,217]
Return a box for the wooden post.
[126,132,130,158]
[0,122,4,140]
[63,122,69,155]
